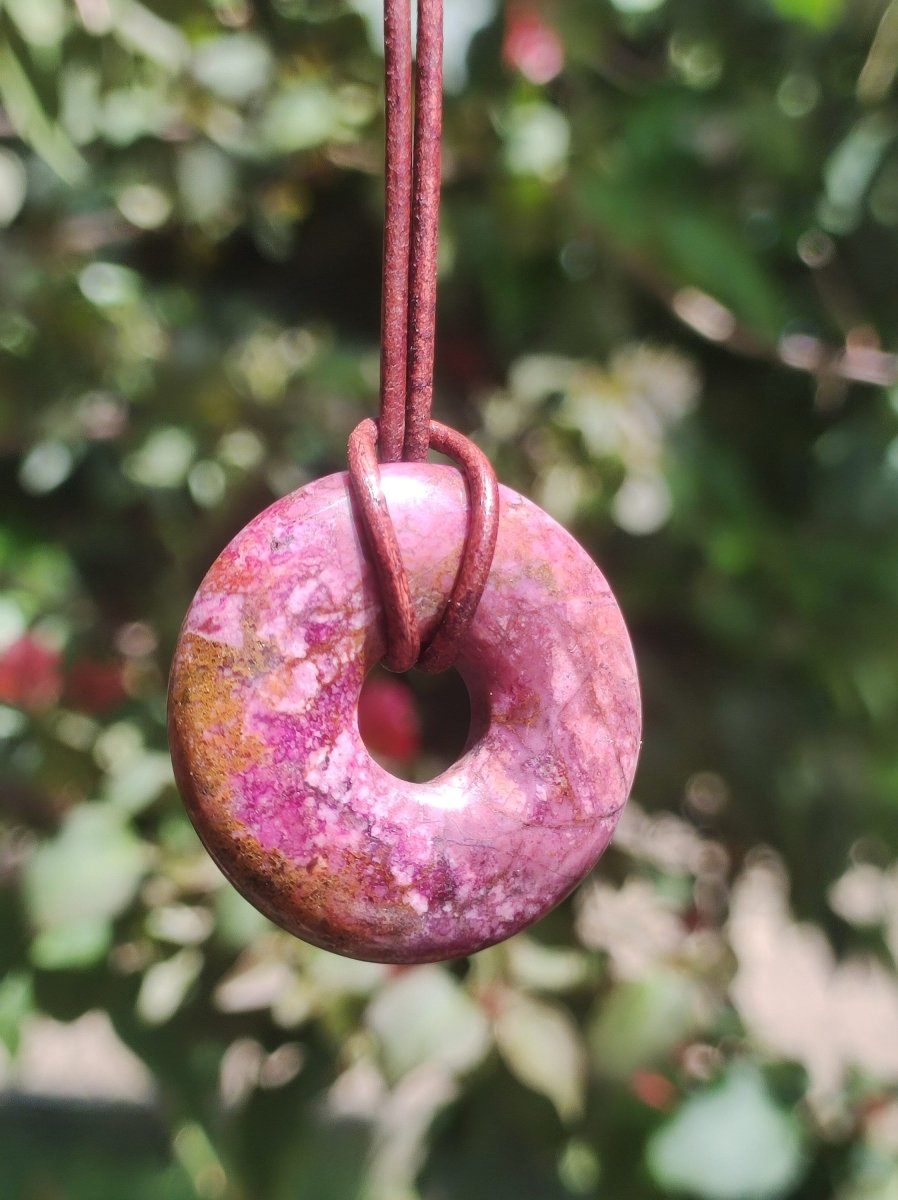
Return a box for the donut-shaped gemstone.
[168,465,641,963]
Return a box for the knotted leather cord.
[348,0,499,675]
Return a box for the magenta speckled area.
[168,465,641,963]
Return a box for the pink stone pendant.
[168,464,641,963]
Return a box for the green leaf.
[646,1066,807,1200]
[213,885,275,951]
[31,918,112,970]
[506,937,593,993]
[823,115,897,233]
[495,996,587,1121]
[660,211,788,338]
[110,0,190,70]
[590,969,707,1079]
[0,147,27,227]
[103,750,175,814]
[175,143,238,229]
[840,1150,898,1200]
[366,966,491,1080]
[23,805,150,932]
[579,173,789,339]
[768,0,844,29]
[304,947,388,997]
[261,84,340,154]
[137,948,203,1025]
[0,16,85,183]
[192,33,273,104]
[3,0,71,49]
[0,971,32,1055]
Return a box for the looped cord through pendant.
[348,0,499,674]
[348,418,499,674]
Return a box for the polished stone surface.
[168,465,641,963]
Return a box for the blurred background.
[1,0,898,1197]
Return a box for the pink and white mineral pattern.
[168,465,641,963]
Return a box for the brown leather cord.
[378,0,412,464]
[348,417,500,674]
[417,421,500,673]
[348,0,499,674]
[348,418,420,672]
[403,0,443,463]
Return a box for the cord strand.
[349,0,498,674]
[403,0,443,461]
[378,0,413,462]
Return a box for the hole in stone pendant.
[358,664,472,782]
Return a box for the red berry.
[66,658,128,714]
[0,635,63,712]
[503,3,565,85]
[632,1071,678,1111]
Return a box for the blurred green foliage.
[1,0,898,1198]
